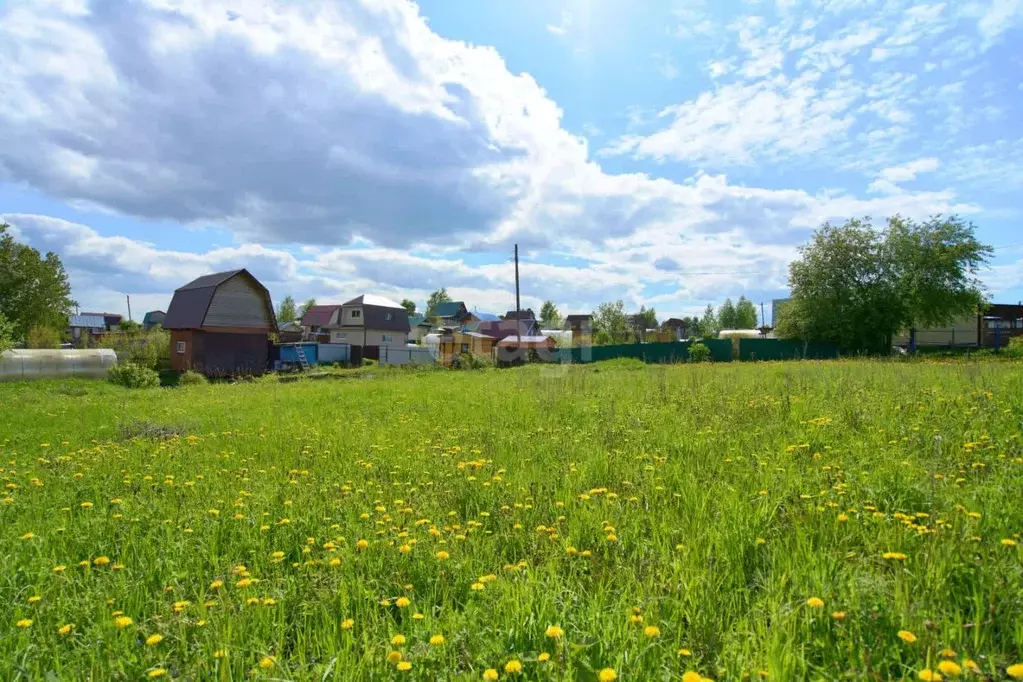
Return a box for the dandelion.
[678,648,692,656]
[471,582,485,591]
[16,619,32,628]
[436,551,450,560]
[93,556,111,566]
[210,580,223,589]
[145,634,164,646]
[937,661,961,676]
[395,597,411,608]
[1001,539,1018,547]
[396,661,412,671]
[504,659,523,674]
[429,634,445,646]
[357,539,369,550]
[329,558,341,567]
[387,651,402,663]
[148,669,167,678]
[58,624,74,636]
[643,625,661,638]
[831,611,847,621]
[483,670,499,681]
[918,669,942,681]
[214,649,227,659]
[399,544,411,554]
[683,673,703,682]
[630,614,643,625]
[598,669,617,682]
[114,616,133,629]
[538,652,550,662]
[20,532,35,540]
[53,565,66,573]
[882,552,907,561]
[807,597,824,608]
[545,625,564,639]
[27,596,41,604]
[391,634,406,646]
[1008,664,1023,679]
[897,630,917,644]
[939,649,957,658]
[258,657,275,669]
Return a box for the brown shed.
[163,269,277,376]
[438,331,496,367]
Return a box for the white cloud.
[546,10,572,36]
[965,0,1023,45]
[797,21,883,71]
[655,53,680,80]
[878,158,940,183]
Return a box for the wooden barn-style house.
[163,269,278,376]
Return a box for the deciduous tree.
[276,295,298,323]
[400,299,417,316]
[299,298,317,317]
[735,296,758,329]
[539,300,561,328]
[592,300,629,345]
[0,222,76,344]
[426,288,452,318]
[717,298,737,329]
[699,304,719,337]
[776,215,991,353]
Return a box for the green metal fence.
[552,339,734,365]
[738,338,839,361]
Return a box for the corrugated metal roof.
[176,270,245,291]
[164,269,274,331]
[69,314,107,328]
[409,314,429,327]
[300,305,338,328]
[474,312,502,321]
[432,302,466,318]
[344,294,403,309]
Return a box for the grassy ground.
[2,360,1023,681]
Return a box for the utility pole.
[514,244,521,344]
[127,294,132,322]
[760,301,766,327]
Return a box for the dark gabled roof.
[301,305,338,328]
[478,319,538,340]
[142,310,166,325]
[503,309,535,320]
[433,301,468,318]
[164,269,274,331]
[565,314,592,321]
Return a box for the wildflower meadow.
[2,359,1023,680]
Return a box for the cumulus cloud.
[878,158,941,183]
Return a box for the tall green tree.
[118,320,142,332]
[592,300,629,345]
[299,298,317,317]
[426,288,452,318]
[400,299,417,316]
[699,304,719,337]
[735,296,758,329]
[717,298,737,329]
[539,300,561,328]
[277,295,298,323]
[0,222,76,344]
[0,312,14,354]
[776,215,991,353]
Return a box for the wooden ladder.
[295,345,311,371]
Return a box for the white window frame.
[350,309,361,319]
[382,334,393,343]
[176,341,186,354]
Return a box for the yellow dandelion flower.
[1001,538,1018,547]
[16,619,32,628]
[58,624,74,636]
[412,612,425,621]
[430,634,445,646]
[329,558,341,567]
[20,532,35,541]
[396,661,412,671]
[356,539,369,550]
[882,552,907,561]
[1008,663,1023,679]
[643,625,661,638]
[483,670,499,681]
[93,556,111,566]
[399,544,411,554]
[395,597,411,608]
[145,634,164,646]
[213,649,226,659]
[538,652,550,662]
[939,649,957,658]
[27,596,41,604]
[436,551,450,560]
[505,659,523,674]
[53,565,66,573]
[897,630,917,644]
[148,669,167,678]
[114,616,133,629]
[258,656,275,669]
[386,651,402,663]
[683,673,703,682]
[917,669,942,681]
[545,625,564,639]
[807,597,825,608]
[937,661,961,677]
[471,582,485,591]
[832,611,847,621]
[678,648,692,656]
[210,580,223,589]
[963,660,979,673]
[391,634,407,646]
[598,669,617,682]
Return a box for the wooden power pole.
[127,295,132,322]
[514,244,521,344]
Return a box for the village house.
[325,295,410,348]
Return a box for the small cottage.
[438,331,496,367]
[163,269,277,376]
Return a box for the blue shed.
[278,342,318,366]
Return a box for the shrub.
[689,342,711,363]
[1006,336,1023,359]
[107,362,160,389]
[99,328,170,370]
[0,312,13,354]
[178,370,208,386]
[27,324,62,349]
[454,353,494,370]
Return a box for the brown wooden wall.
[170,330,268,376]
[169,330,194,372]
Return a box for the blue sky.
[1,0,1021,323]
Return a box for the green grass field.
[3,360,1023,681]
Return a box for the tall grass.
[1,360,1022,680]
